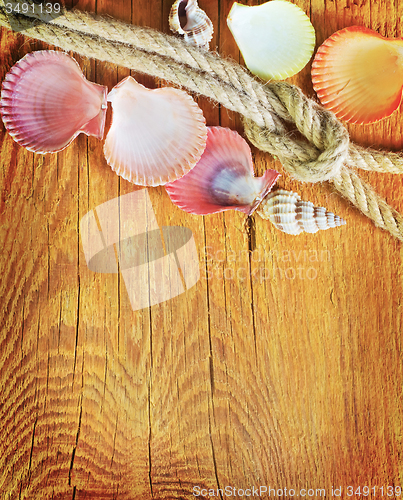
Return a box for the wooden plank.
[1,0,403,498]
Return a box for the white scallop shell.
[169,0,213,50]
[227,0,315,80]
[103,76,207,187]
[257,189,346,235]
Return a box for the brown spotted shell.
[169,0,213,50]
[257,189,346,235]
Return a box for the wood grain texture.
[1,0,403,498]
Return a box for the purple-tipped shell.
[165,126,280,215]
[0,50,108,153]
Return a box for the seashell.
[165,126,280,215]
[257,189,346,235]
[103,76,207,187]
[227,0,315,81]
[169,0,213,50]
[312,26,403,124]
[0,50,108,153]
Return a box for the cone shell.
[227,0,315,80]
[312,26,403,124]
[103,76,207,187]
[165,126,280,215]
[257,189,346,235]
[0,50,108,153]
[169,0,214,50]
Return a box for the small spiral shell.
[257,190,346,235]
[169,0,213,50]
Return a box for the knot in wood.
[243,82,350,183]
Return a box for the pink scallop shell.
[0,50,108,153]
[165,126,280,215]
[103,76,208,187]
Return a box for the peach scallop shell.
[227,0,315,80]
[0,50,107,153]
[312,26,403,124]
[103,76,207,187]
[165,126,280,215]
[169,0,213,50]
[257,189,346,235]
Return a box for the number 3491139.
[347,486,401,496]
[5,2,61,14]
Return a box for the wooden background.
[1,0,403,498]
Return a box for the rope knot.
[243,82,350,183]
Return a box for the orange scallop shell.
[312,26,403,124]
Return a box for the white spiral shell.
[169,0,213,50]
[257,190,346,235]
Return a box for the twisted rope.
[1,2,403,240]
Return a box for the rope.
[1,2,403,241]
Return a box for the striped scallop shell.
[169,0,213,50]
[103,76,207,187]
[257,189,346,235]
